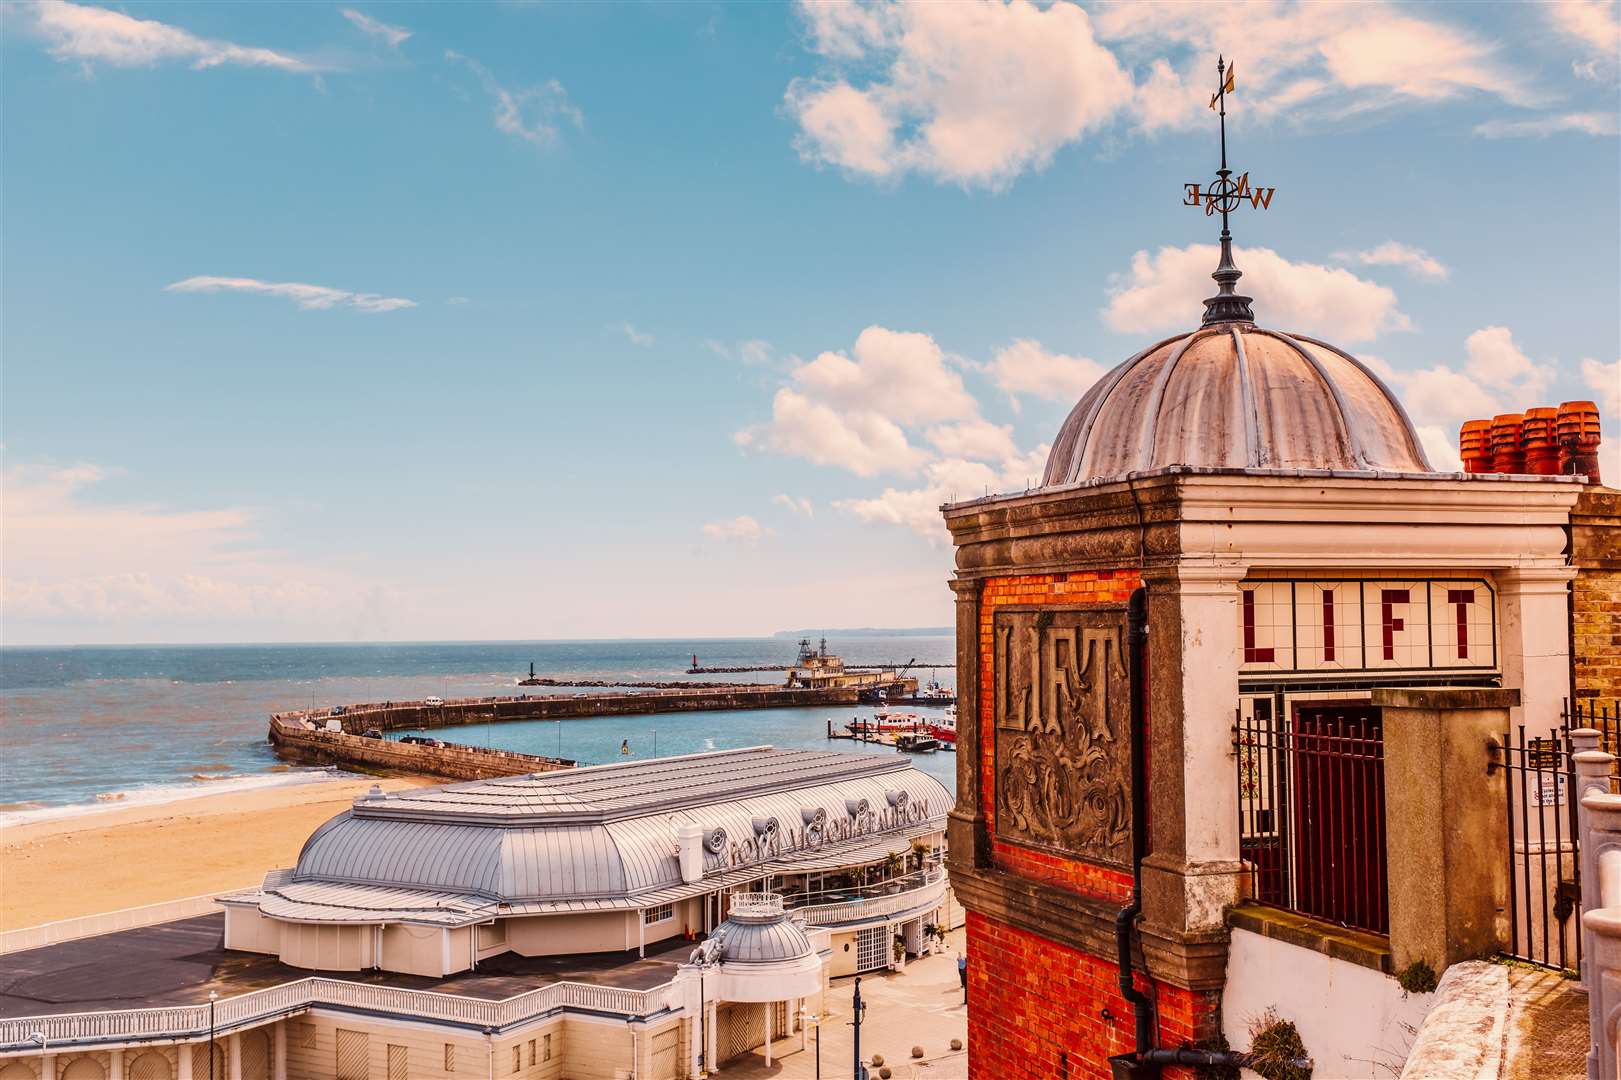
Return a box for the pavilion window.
[643,903,674,925]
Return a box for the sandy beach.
[0,776,433,931]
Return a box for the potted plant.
[892,935,906,968]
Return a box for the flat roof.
[0,914,688,1020]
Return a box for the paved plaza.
[722,929,969,1080]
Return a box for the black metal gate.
[1497,698,1617,973]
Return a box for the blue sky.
[3,0,1618,645]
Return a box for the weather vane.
[1181,57,1275,325]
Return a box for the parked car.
[424,696,444,707]
[360,728,383,740]
[400,735,441,747]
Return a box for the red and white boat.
[927,705,957,744]
[844,711,926,735]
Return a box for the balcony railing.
[0,976,678,1052]
[796,867,948,927]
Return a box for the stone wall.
[270,717,570,781]
[1572,485,1621,701]
[269,684,865,781]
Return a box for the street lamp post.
[798,1007,822,1080]
[851,977,868,1080]
[208,990,219,1080]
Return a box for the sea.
[0,635,956,824]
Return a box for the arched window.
[61,1058,107,1080]
[127,1052,174,1080]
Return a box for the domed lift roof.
[1043,324,1432,486]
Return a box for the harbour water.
[0,636,955,820]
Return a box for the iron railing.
[1497,698,1618,974]
[1234,703,1389,935]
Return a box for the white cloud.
[787,0,1132,189]
[622,323,654,348]
[791,327,979,423]
[988,339,1107,405]
[1383,326,1556,448]
[1583,357,1620,414]
[1547,1,1620,55]
[706,338,774,365]
[925,418,1019,462]
[737,326,985,478]
[749,388,930,477]
[1095,1,1534,134]
[772,494,814,517]
[702,515,769,543]
[1334,241,1449,281]
[447,51,582,147]
[0,462,388,633]
[341,9,410,49]
[1473,112,1619,138]
[24,0,314,72]
[835,449,1049,542]
[1104,244,1408,343]
[1463,326,1553,399]
[164,276,415,313]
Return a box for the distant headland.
[771,627,951,638]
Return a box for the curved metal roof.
[285,746,950,906]
[1043,325,1432,487]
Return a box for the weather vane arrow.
[1182,56,1274,326]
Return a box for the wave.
[0,767,351,828]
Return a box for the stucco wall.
[279,922,371,971]
[381,923,447,977]
[223,904,282,955]
[1222,927,1434,1079]
[507,911,630,957]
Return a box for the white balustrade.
[0,976,678,1052]
[797,867,948,927]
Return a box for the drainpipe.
[484,1027,495,1080]
[1109,590,1309,1080]
[1111,587,1157,1077]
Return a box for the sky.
[2,0,1618,646]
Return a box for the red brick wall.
[967,912,1217,1080]
[969,571,1220,1078]
[978,571,1141,902]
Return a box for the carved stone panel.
[993,606,1133,867]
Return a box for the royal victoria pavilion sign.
[1239,577,1498,676]
[702,792,936,872]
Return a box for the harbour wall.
[269,717,574,781]
[268,685,866,781]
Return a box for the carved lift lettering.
[993,608,1133,868]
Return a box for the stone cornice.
[945,859,1231,992]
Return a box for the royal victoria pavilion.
[0,747,958,1080]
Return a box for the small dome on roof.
[710,893,814,964]
[1043,323,1432,486]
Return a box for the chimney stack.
[1557,400,1602,483]
[1490,414,1526,474]
[1459,402,1603,483]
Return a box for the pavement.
[1502,965,1587,1080]
[719,929,969,1080]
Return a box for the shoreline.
[0,773,435,931]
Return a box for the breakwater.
[268,685,866,780]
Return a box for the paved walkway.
[720,930,969,1080]
[1503,966,1587,1080]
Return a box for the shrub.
[1396,959,1439,995]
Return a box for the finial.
[1181,56,1275,326]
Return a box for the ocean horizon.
[0,634,956,820]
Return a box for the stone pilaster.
[947,576,989,871]
[1140,565,1248,952]
[1495,566,1579,735]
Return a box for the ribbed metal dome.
[1043,324,1432,486]
[712,894,815,964]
